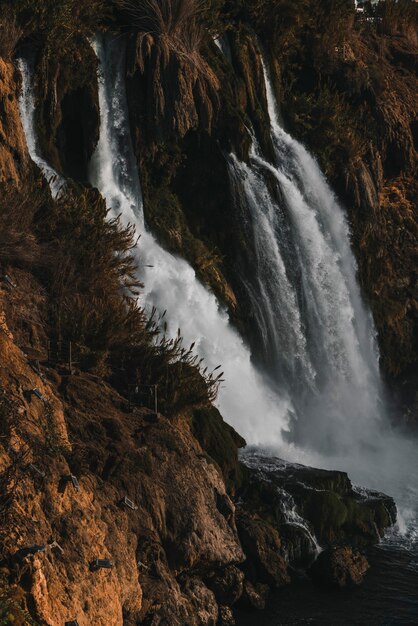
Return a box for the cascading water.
[15,29,418,624]
[87,34,292,445]
[229,61,385,456]
[226,54,418,545]
[17,58,65,198]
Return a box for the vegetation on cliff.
[0,178,224,418]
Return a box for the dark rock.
[280,523,318,565]
[309,547,370,589]
[237,581,270,611]
[191,406,246,493]
[205,566,244,606]
[236,510,290,587]
[240,454,396,549]
[218,605,235,626]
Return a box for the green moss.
[305,492,348,539]
[190,406,246,492]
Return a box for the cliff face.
[0,277,246,625]
[0,58,30,185]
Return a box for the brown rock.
[0,59,31,185]
[309,547,370,588]
[218,605,235,626]
[236,510,290,587]
[0,296,244,625]
[238,581,269,611]
[205,565,244,606]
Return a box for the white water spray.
[230,59,417,536]
[229,63,385,456]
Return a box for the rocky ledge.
[235,452,396,601]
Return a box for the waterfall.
[87,34,292,445]
[17,35,417,537]
[229,62,385,456]
[227,57,418,535]
[17,58,65,198]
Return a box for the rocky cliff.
[0,274,395,625]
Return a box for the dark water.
[236,533,418,626]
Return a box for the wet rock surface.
[236,510,289,588]
[240,453,396,549]
[309,547,370,589]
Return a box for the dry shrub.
[0,182,45,267]
[118,317,224,416]
[121,0,206,54]
[377,0,418,44]
[39,188,143,347]
[0,180,221,412]
[4,0,108,44]
[42,187,223,412]
[129,0,215,81]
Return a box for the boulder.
[237,581,270,611]
[205,565,244,606]
[240,454,396,549]
[309,547,370,588]
[236,510,290,587]
[218,605,235,626]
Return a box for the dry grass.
[121,0,205,52]
[120,0,216,84]
[0,183,44,267]
[117,315,224,415]
[377,0,418,43]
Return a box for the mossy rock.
[304,491,348,542]
[343,496,395,543]
[190,406,246,493]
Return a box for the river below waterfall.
[236,534,418,625]
[236,446,418,625]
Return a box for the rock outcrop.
[309,547,370,589]
[239,454,396,550]
[0,290,246,625]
